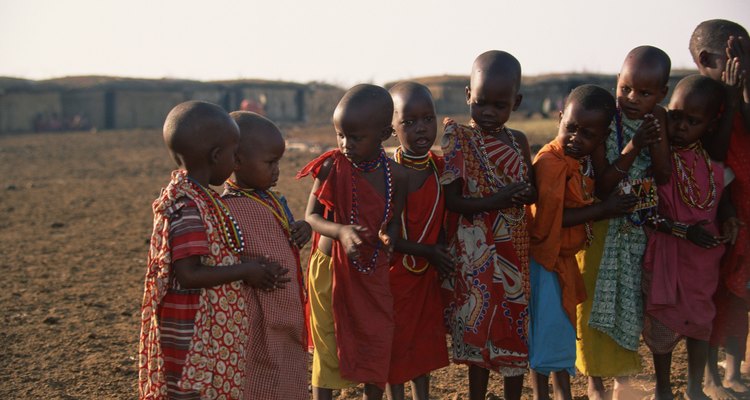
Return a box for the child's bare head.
[390,81,437,157]
[667,74,725,148]
[467,50,523,132]
[163,101,239,185]
[557,84,616,159]
[230,111,285,191]
[617,46,670,119]
[333,84,394,164]
[690,19,749,81]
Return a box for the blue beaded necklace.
[349,147,393,274]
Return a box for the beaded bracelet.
[671,221,689,239]
[647,214,667,230]
[613,162,628,175]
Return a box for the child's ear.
[558,110,563,124]
[209,146,221,165]
[512,93,523,111]
[465,86,471,104]
[657,85,669,103]
[698,50,712,68]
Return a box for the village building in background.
[0,72,693,134]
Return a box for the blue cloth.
[529,257,576,376]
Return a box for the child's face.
[234,129,285,190]
[556,101,610,159]
[210,129,240,186]
[393,93,437,156]
[466,74,521,132]
[334,111,390,164]
[667,87,716,148]
[616,62,667,120]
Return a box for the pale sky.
[1,0,748,86]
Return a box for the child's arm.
[647,216,725,249]
[173,256,290,290]
[290,220,312,248]
[304,158,366,259]
[562,189,638,227]
[729,35,750,132]
[444,180,530,215]
[592,115,662,198]
[704,54,744,160]
[648,106,672,185]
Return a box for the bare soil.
[0,126,722,399]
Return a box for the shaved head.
[163,100,238,166]
[389,82,434,116]
[622,46,671,86]
[690,19,749,61]
[229,111,284,155]
[673,74,725,118]
[470,50,522,93]
[334,84,394,130]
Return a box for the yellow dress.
[308,248,356,389]
[575,220,641,376]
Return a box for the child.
[440,50,536,400]
[297,84,408,400]
[222,111,311,399]
[386,82,451,400]
[575,45,672,400]
[690,19,750,397]
[641,74,739,400]
[138,101,288,399]
[528,85,637,400]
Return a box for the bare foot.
[613,383,650,400]
[687,387,715,400]
[722,378,749,393]
[587,387,607,400]
[704,383,736,400]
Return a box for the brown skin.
[230,111,312,249]
[592,56,671,200]
[305,95,408,400]
[390,84,453,283]
[448,52,533,400]
[161,102,285,291]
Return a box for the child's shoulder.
[507,127,530,147]
[387,158,410,183]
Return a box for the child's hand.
[721,217,745,245]
[290,220,312,248]
[686,220,725,248]
[338,224,367,260]
[243,257,291,291]
[427,244,454,280]
[631,114,661,149]
[511,182,536,206]
[722,55,746,106]
[603,190,638,216]
[493,182,531,209]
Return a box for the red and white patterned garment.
[223,189,308,400]
[139,170,250,400]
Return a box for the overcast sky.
[1,0,748,86]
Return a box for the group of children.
[138,18,750,400]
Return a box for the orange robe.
[388,154,449,384]
[530,141,591,325]
[297,149,395,387]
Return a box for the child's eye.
[425,115,435,122]
[641,91,651,97]
[621,86,631,94]
[566,124,577,133]
[401,120,414,126]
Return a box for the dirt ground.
[0,126,728,399]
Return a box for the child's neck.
[184,168,211,188]
[227,178,264,192]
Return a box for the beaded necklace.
[187,176,245,254]
[393,146,434,171]
[469,124,526,226]
[224,180,292,237]
[349,147,393,274]
[393,147,441,274]
[672,142,717,210]
[579,155,595,247]
[614,106,656,227]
